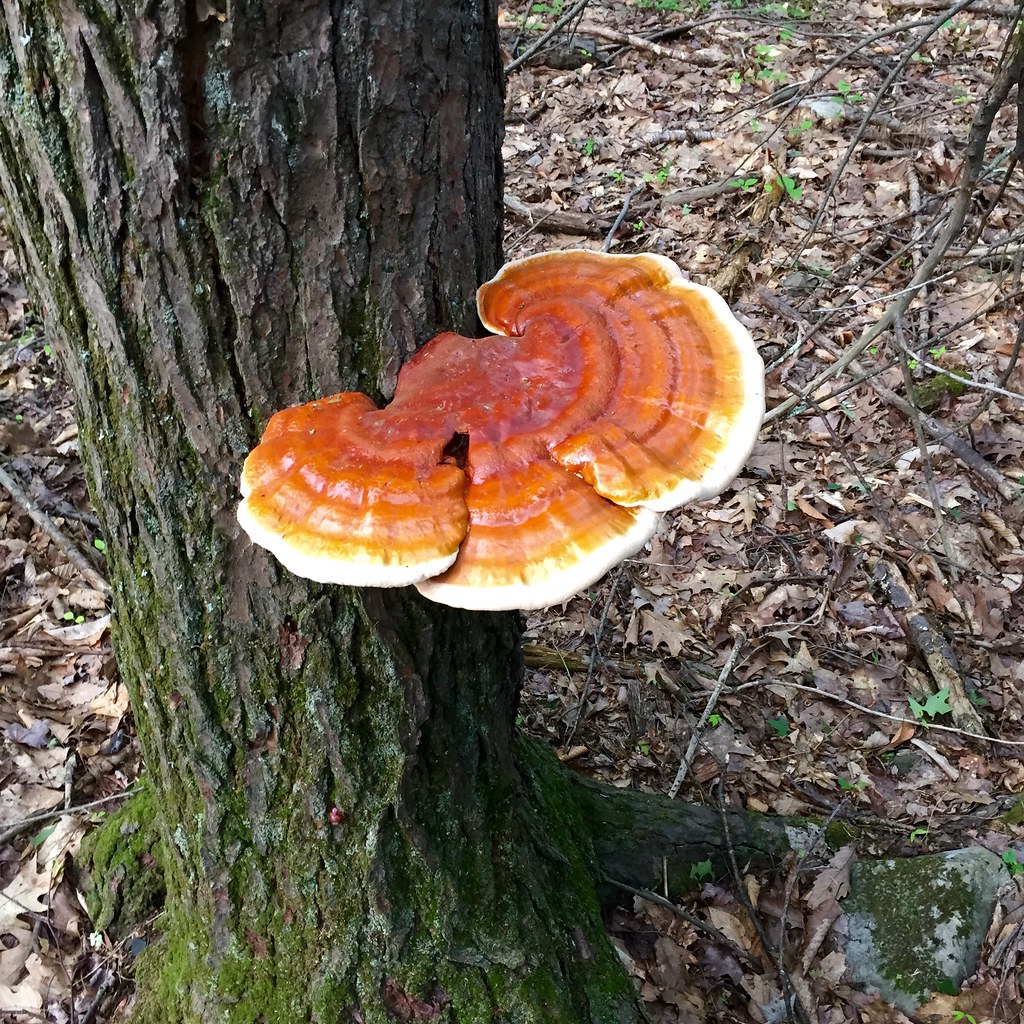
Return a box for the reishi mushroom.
[237,249,764,610]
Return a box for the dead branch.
[873,558,988,737]
[503,193,611,238]
[504,0,591,75]
[894,320,960,579]
[574,24,725,66]
[667,634,746,799]
[886,0,1020,15]
[0,459,111,593]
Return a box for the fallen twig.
[576,24,724,66]
[0,460,110,593]
[894,320,960,580]
[0,788,135,846]
[667,635,746,799]
[503,193,611,238]
[603,184,646,252]
[504,0,592,75]
[605,877,762,969]
[731,680,1022,748]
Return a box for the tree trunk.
[0,2,645,1020]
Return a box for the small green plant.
[644,162,673,184]
[909,687,951,723]
[638,739,651,755]
[766,716,790,738]
[608,169,625,184]
[951,1012,978,1024]
[790,118,813,134]
[909,827,929,841]
[43,343,53,358]
[635,0,682,9]
[62,611,86,625]
[689,858,713,882]
[730,176,760,193]
[1002,850,1023,877]
[837,777,868,791]
[764,174,802,200]
[836,79,864,103]
[93,538,107,553]
[30,824,57,847]
[708,713,722,727]
[580,138,596,157]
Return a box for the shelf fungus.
[238,250,765,610]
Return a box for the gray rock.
[843,847,1007,1012]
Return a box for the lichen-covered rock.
[843,847,1007,1012]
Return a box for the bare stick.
[730,680,1022,748]
[894,320,961,580]
[667,634,746,799]
[603,185,646,252]
[504,0,591,75]
[565,566,626,747]
[576,24,722,66]
[0,460,110,593]
[0,789,136,846]
[604,877,762,968]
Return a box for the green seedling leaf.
[708,713,722,727]
[93,538,107,553]
[908,687,951,722]
[689,859,713,882]
[1002,850,1022,877]
[780,175,802,199]
[766,716,790,738]
[837,777,867,791]
[31,823,57,847]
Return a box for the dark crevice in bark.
[180,0,215,190]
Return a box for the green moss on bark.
[79,781,166,939]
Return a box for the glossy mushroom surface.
[238,250,764,609]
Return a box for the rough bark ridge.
[0,2,644,1020]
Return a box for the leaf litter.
[1,1,1023,1020]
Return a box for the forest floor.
[2,1,1024,1022]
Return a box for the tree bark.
[0,2,645,1020]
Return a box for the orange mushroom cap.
[237,250,764,609]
